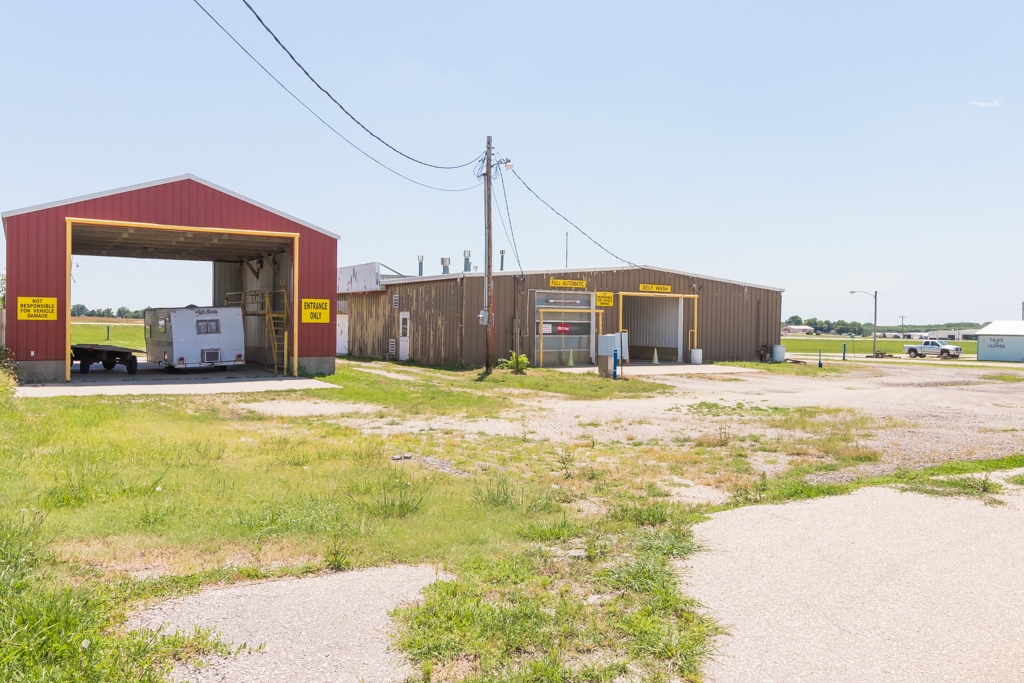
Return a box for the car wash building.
[2,175,338,383]
[337,263,782,366]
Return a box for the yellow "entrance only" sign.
[17,297,58,321]
[549,278,586,289]
[301,299,331,323]
[639,283,672,293]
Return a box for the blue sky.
[1,1,1021,325]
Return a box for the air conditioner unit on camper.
[202,349,221,364]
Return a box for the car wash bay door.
[398,312,410,361]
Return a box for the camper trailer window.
[196,319,221,335]
[158,319,166,334]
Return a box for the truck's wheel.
[908,349,918,358]
[80,362,91,374]
[102,360,116,370]
[127,356,138,375]
[940,350,949,359]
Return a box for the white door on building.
[398,312,410,361]
[337,314,348,355]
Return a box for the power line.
[190,0,481,193]
[509,168,637,267]
[242,0,480,171]
[494,166,523,273]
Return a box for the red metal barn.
[2,175,338,383]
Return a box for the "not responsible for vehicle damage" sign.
[17,297,58,320]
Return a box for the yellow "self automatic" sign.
[639,283,672,293]
[301,299,331,323]
[549,278,586,289]
[17,297,58,321]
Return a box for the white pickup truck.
[903,340,962,359]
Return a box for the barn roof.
[2,173,338,240]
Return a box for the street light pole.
[850,290,878,357]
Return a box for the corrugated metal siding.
[978,335,1024,362]
[3,177,336,365]
[340,266,782,366]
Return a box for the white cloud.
[969,99,1002,108]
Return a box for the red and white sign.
[556,323,570,334]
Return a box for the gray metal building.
[338,263,783,367]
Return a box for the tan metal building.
[337,264,782,366]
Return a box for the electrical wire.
[491,177,523,274]
[494,166,523,273]
[190,0,481,192]
[509,168,637,267]
[242,0,481,170]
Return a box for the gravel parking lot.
[684,481,1024,683]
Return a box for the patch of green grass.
[476,368,670,400]
[982,373,1024,383]
[1007,474,1024,486]
[718,361,847,376]
[70,323,146,350]
[515,515,582,542]
[781,337,978,356]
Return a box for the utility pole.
[872,290,878,357]
[898,315,906,338]
[484,135,494,372]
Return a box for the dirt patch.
[244,400,378,417]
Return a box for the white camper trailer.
[145,306,245,369]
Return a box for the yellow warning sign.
[17,297,58,321]
[639,283,672,293]
[301,298,331,323]
[596,291,614,307]
[549,278,586,289]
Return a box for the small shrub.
[358,471,428,518]
[636,527,698,558]
[473,474,554,512]
[609,500,673,526]
[496,351,530,375]
[351,438,387,468]
[516,515,581,542]
[324,538,353,571]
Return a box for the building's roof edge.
[348,264,784,292]
[1,174,339,240]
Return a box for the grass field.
[782,336,978,355]
[4,361,1022,681]
[71,323,146,350]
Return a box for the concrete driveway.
[684,483,1024,682]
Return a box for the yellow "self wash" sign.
[639,283,671,293]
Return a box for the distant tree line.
[784,315,983,335]
[71,304,145,319]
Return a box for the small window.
[197,319,221,335]
[158,319,166,334]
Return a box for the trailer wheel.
[80,362,91,374]
[102,360,117,370]
[127,356,138,375]
[908,349,918,358]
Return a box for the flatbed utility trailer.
[71,344,139,374]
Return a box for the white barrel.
[690,348,703,365]
[772,345,786,363]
